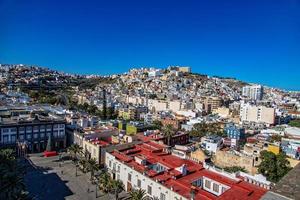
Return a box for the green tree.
[288,119,300,128]
[0,149,30,199]
[99,172,112,193]
[87,105,98,115]
[102,88,107,120]
[188,122,224,138]
[188,123,208,138]
[79,159,87,173]
[56,94,69,106]
[258,151,292,183]
[223,166,247,173]
[86,158,99,180]
[129,189,148,200]
[162,124,175,146]
[152,120,162,129]
[68,144,83,162]
[110,179,124,200]
[107,107,117,119]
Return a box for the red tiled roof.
[111,141,267,200]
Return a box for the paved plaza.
[24,153,127,200]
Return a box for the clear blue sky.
[1,0,299,90]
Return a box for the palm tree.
[79,159,87,172]
[86,158,99,180]
[0,149,29,199]
[110,179,124,200]
[99,172,112,193]
[68,144,83,162]
[162,124,175,146]
[129,189,148,200]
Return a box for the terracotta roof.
[111,141,267,200]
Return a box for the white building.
[105,141,267,200]
[240,103,275,125]
[148,69,162,77]
[201,135,223,154]
[242,85,263,100]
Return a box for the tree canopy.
[188,122,225,138]
[289,119,300,128]
[0,149,30,199]
[258,151,292,183]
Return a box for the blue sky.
[0,0,299,90]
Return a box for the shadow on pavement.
[24,158,73,200]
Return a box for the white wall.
[105,152,187,200]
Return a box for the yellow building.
[267,144,280,155]
[118,107,137,120]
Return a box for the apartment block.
[242,85,263,100]
[240,103,275,125]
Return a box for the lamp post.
[59,154,62,167]
[95,182,98,198]
[76,163,78,177]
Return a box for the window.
[59,130,65,136]
[3,135,9,143]
[26,127,32,132]
[192,178,202,187]
[53,131,58,137]
[109,160,112,168]
[34,134,38,139]
[40,133,45,138]
[19,134,24,140]
[11,134,16,142]
[222,187,227,193]
[213,183,219,193]
[205,180,211,189]
[46,132,51,137]
[33,126,39,132]
[10,128,17,132]
[40,125,45,131]
[147,186,152,195]
[128,173,132,182]
[117,165,120,172]
[137,179,141,188]
[2,128,9,133]
[160,193,166,200]
[27,134,31,139]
